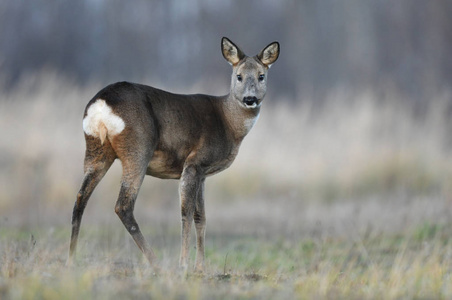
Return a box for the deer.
[68,37,280,272]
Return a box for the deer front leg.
[179,165,204,271]
[194,178,206,272]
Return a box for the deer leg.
[115,163,158,267]
[179,165,204,270]
[68,139,115,265]
[68,168,109,264]
[194,178,206,272]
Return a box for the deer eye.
[258,74,265,82]
[237,74,243,82]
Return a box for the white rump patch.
[83,99,125,140]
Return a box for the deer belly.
[147,147,239,178]
[146,151,182,179]
[204,153,238,176]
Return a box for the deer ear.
[222,37,245,66]
[257,41,280,68]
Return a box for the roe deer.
[68,37,280,272]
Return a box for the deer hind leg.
[114,158,158,267]
[68,136,115,265]
[179,165,205,271]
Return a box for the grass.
[1,73,452,298]
[2,224,452,299]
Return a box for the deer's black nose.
[243,96,258,106]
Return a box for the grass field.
[2,223,452,299]
[1,73,452,299]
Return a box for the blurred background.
[1,0,452,241]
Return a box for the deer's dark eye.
[258,74,265,82]
[237,74,243,82]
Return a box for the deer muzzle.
[243,96,259,108]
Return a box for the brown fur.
[68,37,280,272]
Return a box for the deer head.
[221,37,280,109]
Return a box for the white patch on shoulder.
[83,99,125,139]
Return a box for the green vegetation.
[2,225,452,299]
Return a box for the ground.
[2,220,452,299]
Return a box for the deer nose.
[243,96,258,106]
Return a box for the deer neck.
[218,94,261,142]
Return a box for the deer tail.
[98,122,108,145]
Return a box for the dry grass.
[2,225,452,299]
[1,73,452,298]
